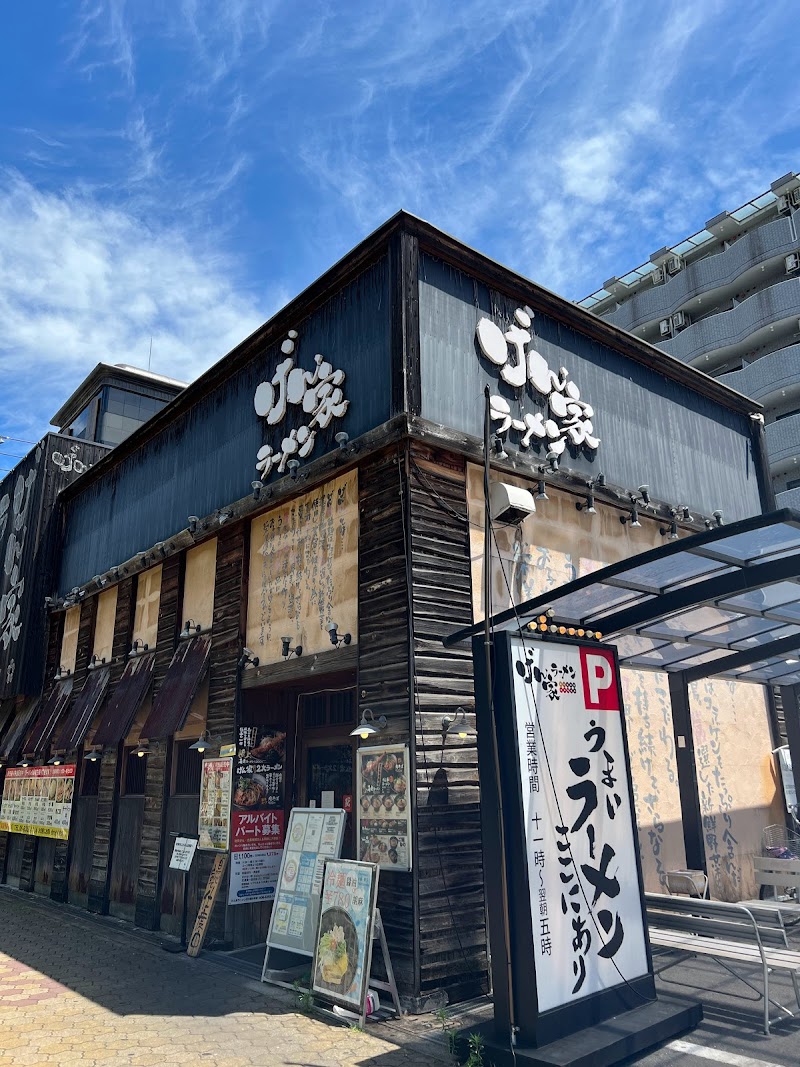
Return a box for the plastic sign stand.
[470,632,701,1067]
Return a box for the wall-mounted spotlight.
[660,509,679,540]
[545,451,559,474]
[638,485,651,506]
[679,506,693,523]
[287,459,301,481]
[83,749,102,763]
[491,434,509,460]
[335,431,351,453]
[216,509,234,526]
[596,473,606,487]
[327,622,352,647]
[54,666,71,681]
[713,510,724,527]
[44,596,56,609]
[88,654,106,671]
[180,619,202,640]
[280,636,302,659]
[251,480,272,501]
[442,707,472,740]
[238,648,259,669]
[129,639,149,658]
[154,542,168,558]
[350,708,387,739]
[93,574,109,588]
[575,480,597,515]
[620,498,642,528]
[70,586,86,601]
[188,515,202,533]
[535,478,548,501]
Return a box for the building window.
[96,387,169,447]
[301,689,356,730]
[786,478,800,491]
[123,748,148,796]
[173,739,202,795]
[80,757,102,797]
[775,408,800,423]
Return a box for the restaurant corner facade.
[0,212,786,1010]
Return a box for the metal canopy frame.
[445,508,800,687]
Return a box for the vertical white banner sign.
[510,637,649,1011]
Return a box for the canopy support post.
[668,673,706,874]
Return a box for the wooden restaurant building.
[0,213,785,1008]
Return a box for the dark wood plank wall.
[67,798,98,907]
[135,555,182,929]
[51,596,97,901]
[160,796,202,937]
[14,609,65,893]
[196,525,246,946]
[357,446,416,997]
[407,442,489,1004]
[87,576,133,913]
[109,797,145,920]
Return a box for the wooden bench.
[645,891,800,1034]
[754,854,800,900]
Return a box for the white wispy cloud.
[0,173,266,441]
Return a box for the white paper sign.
[321,790,335,809]
[510,637,649,1012]
[170,836,199,872]
[228,848,283,905]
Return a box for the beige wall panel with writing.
[132,565,162,650]
[246,471,359,667]
[621,669,686,891]
[182,539,217,632]
[61,605,81,675]
[93,586,119,664]
[689,678,783,901]
[466,463,666,622]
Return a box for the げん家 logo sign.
[475,306,600,458]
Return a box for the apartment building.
[579,172,800,505]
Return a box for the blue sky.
[1,1,800,470]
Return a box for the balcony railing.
[765,411,800,468]
[718,344,800,404]
[658,278,800,364]
[601,213,798,333]
[776,486,800,510]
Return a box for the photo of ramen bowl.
[371,796,382,812]
[316,908,359,992]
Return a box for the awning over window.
[445,509,800,686]
[140,635,211,740]
[54,667,111,752]
[0,699,40,762]
[24,680,74,757]
[91,653,155,748]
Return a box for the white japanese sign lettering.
[253,330,350,478]
[476,308,600,456]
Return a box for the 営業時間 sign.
[510,637,648,1011]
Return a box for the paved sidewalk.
[0,887,449,1067]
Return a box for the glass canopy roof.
[445,509,800,687]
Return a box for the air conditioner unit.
[666,256,683,275]
[790,188,800,209]
[659,319,672,337]
[650,267,665,286]
[778,194,791,214]
[786,253,800,273]
[671,311,690,330]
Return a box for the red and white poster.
[510,638,648,1012]
[228,726,286,905]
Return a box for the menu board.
[356,744,412,871]
[198,757,233,851]
[264,808,346,959]
[228,726,287,906]
[0,765,76,840]
[312,859,379,1014]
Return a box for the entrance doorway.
[298,689,356,856]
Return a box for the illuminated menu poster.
[228,726,287,906]
[0,765,76,840]
[312,859,379,1014]
[265,808,346,957]
[198,757,233,851]
[356,744,412,871]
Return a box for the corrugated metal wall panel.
[418,252,763,521]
